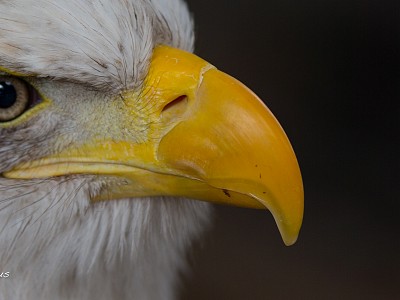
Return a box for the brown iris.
[0,77,38,122]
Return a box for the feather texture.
[0,0,212,299]
[0,177,211,299]
[0,0,194,92]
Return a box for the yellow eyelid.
[0,66,32,77]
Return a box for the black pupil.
[0,81,17,109]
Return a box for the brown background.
[181,0,399,299]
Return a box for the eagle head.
[0,0,303,299]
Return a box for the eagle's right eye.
[0,77,42,122]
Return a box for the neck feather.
[0,177,212,300]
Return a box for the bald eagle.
[0,0,303,299]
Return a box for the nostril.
[161,95,188,121]
[162,95,188,113]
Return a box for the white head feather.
[0,1,212,299]
[0,0,193,91]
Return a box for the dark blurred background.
[181,0,399,299]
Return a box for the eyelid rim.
[0,66,30,77]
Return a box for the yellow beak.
[5,46,304,245]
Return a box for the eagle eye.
[0,77,42,122]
